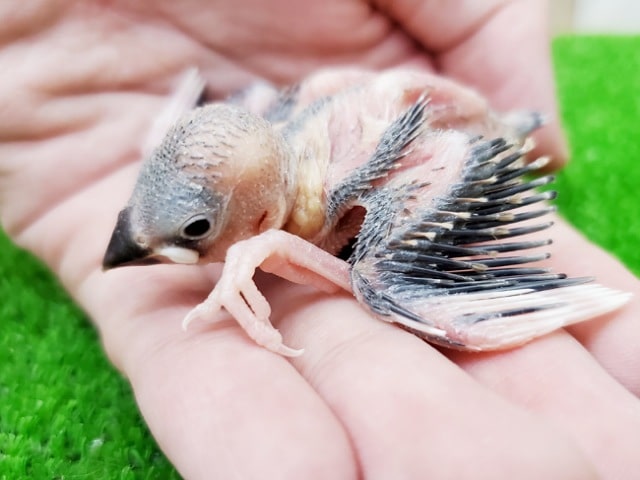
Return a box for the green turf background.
[1,36,639,478]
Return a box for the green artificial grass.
[553,35,640,276]
[0,235,180,478]
[0,36,639,478]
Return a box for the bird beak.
[102,208,158,269]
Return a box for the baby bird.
[103,68,630,356]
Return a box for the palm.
[2,0,437,366]
[1,2,639,479]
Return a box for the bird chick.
[104,68,630,356]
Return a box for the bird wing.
[349,107,630,351]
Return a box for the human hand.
[1,1,639,479]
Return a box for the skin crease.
[1,0,639,478]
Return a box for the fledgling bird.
[103,68,630,356]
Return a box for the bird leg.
[182,229,352,356]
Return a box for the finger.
[448,331,640,479]
[546,217,640,395]
[79,269,358,480]
[28,163,357,479]
[270,286,597,479]
[443,215,640,479]
[376,0,568,167]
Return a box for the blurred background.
[552,0,640,34]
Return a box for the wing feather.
[350,135,630,350]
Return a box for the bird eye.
[181,215,212,240]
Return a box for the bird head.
[103,102,297,269]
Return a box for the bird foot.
[183,229,351,357]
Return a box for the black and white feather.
[348,103,630,350]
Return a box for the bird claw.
[182,298,224,331]
[181,230,351,356]
[182,245,304,357]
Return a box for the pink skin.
[183,230,351,356]
[1,2,640,479]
